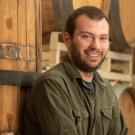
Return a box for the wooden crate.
[98,51,133,84]
[42,32,67,69]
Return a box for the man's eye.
[100,37,108,41]
[82,35,89,38]
[81,34,92,40]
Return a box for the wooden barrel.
[0,0,41,134]
[109,0,135,51]
[114,83,135,135]
[73,0,111,15]
[42,0,111,35]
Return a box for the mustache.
[84,48,102,55]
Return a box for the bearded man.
[24,6,128,135]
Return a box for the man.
[24,6,128,135]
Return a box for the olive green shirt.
[24,57,128,135]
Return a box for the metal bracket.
[0,69,39,87]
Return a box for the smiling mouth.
[85,51,101,57]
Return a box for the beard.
[70,43,107,73]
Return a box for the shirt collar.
[62,56,82,81]
[62,56,106,89]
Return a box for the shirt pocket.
[100,108,112,135]
[72,110,89,135]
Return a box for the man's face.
[64,15,109,72]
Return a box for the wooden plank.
[42,51,50,69]
[50,32,66,51]
[73,0,88,9]
[107,51,133,61]
[0,0,18,70]
[0,85,4,132]
[42,32,67,68]
[88,0,102,8]
[57,42,67,51]
[50,32,59,50]
[35,0,42,72]
[0,0,9,42]
[17,0,42,72]
[99,57,111,72]
[26,0,36,71]
[0,85,26,133]
[98,70,132,82]
[42,52,50,61]
[0,0,18,132]
[42,0,57,34]
[17,0,27,71]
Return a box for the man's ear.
[63,32,71,49]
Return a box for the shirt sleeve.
[24,78,78,135]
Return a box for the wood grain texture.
[0,0,41,134]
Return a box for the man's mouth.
[85,51,101,57]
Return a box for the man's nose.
[90,38,101,49]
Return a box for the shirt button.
[88,91,92,95]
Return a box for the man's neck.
[78,70,94,82]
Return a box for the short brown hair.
[65,6,108,38]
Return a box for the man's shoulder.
[44,63,65,77]
[37,62,67,83]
